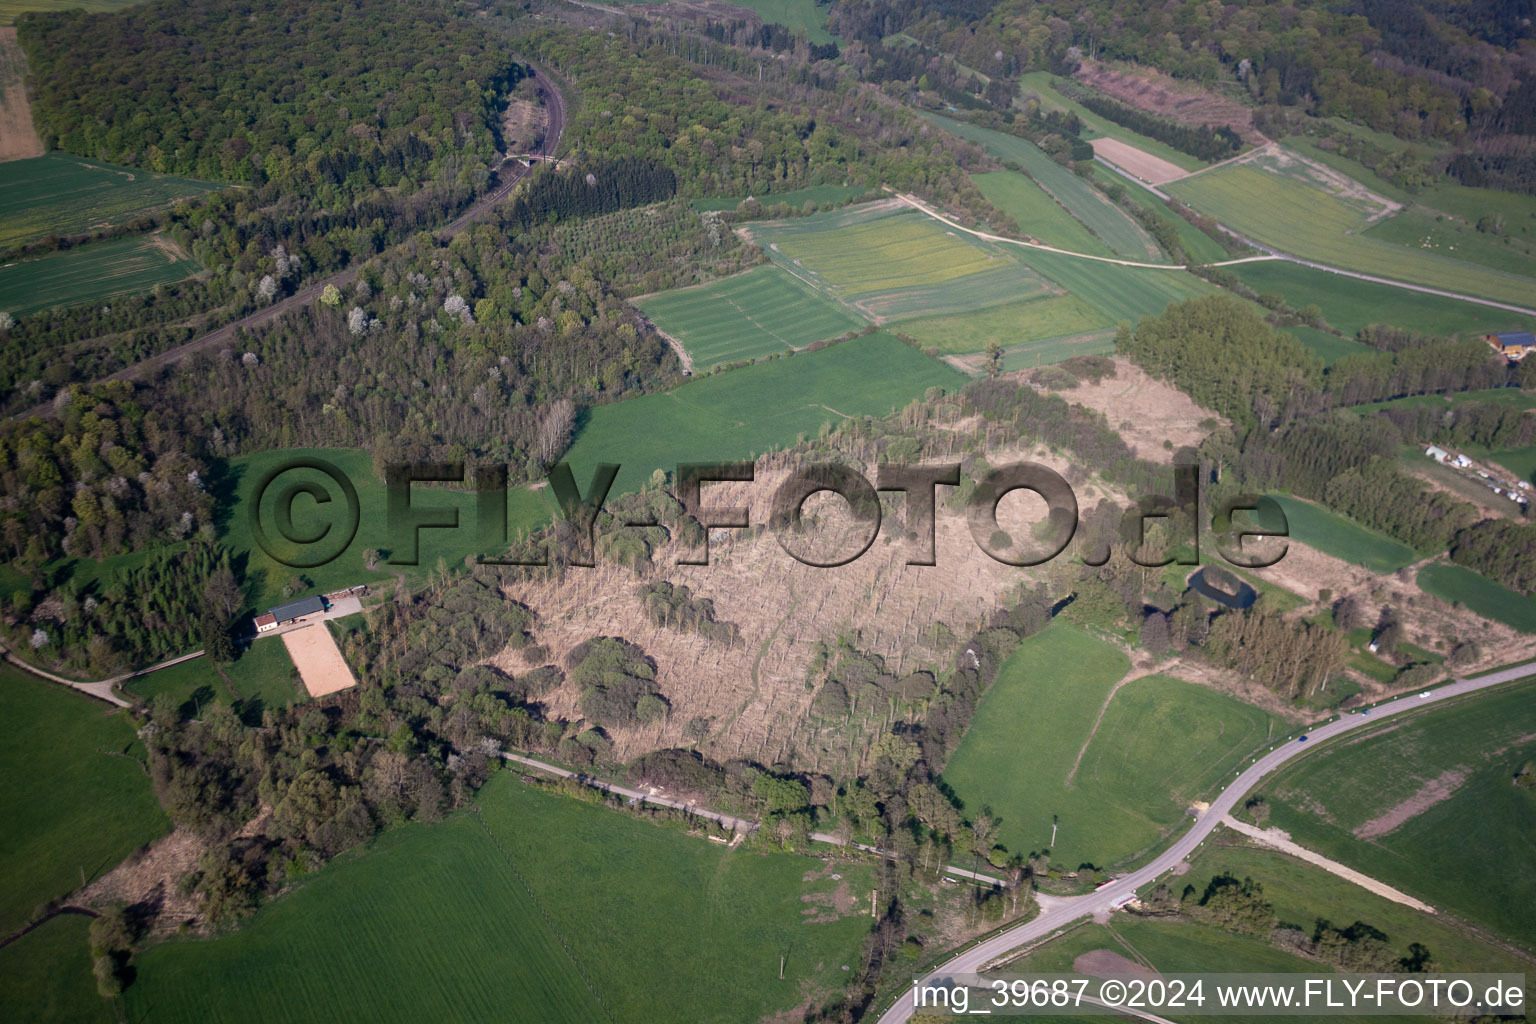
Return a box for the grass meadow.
[218,447,554,610]
[123,635,306,716]
[1230,259,1536,337]
[0,914,111,1023]
[1350,388,1536,416]
[941,623,1280,870]
[1008,243,1221,324]
[1259,495,1418,572]
[0,234,201,318]
[1261,678,1536,948]
[1169,163,1534,307]
[1085,163,1233,266]
[1282,325,1375,366]
[0,154,215,248]
[723,0,834,43]
[971,170,1114,257]
[633,264,865,370]
[748,203,1052,320]
[897,294,1111,355]
[924,112,1164,261]
[125,774,874,1023]
[563,331,966,495]
[1485,444,1536,486]
[0,666,169,935]
[1417,563,1536,633]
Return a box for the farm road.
[895,182,1536,319]
[874,659,1536,1024]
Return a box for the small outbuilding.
[254,613,278,634]
[1424,445,1450,462]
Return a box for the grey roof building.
[268,595,326,622]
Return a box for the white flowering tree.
[347,306,368,336]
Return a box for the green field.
[747,203,1053,320]
[1168,160,1535,308]
[0,153,215,249]
[924,113,1165,261]
[1486,444,1536,486]
[1282,325,1375,366]
[123,636,305,716]
[0,914,112,1023]
[220,448,554,609]
[725,0,834,43]
[898,294,1111,355]
[1008,242,1221,324]
[1365,205,1536,280]
[691,184,871,213]
[997,330,1118,371]
[563,331,966,495]
[1006,835,1533,1021]
[0,234,201,318]
[1349,387,1536,416]
[1260,495,1418,572]
[0,666,169,935]
[126,774,874,1022]
[1087,163,1232,265]
[1016,72,1208,174]
[941,623,1279,869]
[1417,563,1536,633]
[1261,679,1536,947]
[972,171,1114,258]
[1230,259,1536,337]
[634,264,865,370]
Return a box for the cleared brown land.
[0,28,42,161]
[1353,768,1467,840]
[497,445,1125,771]
[1033,357,1221,463]
[1074,949,1155,978]
[280,623,356,697]
[1090,137,1186,185]
[1077,60,1259,142]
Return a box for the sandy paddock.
[281,623,357,697]
[1090,137,1187,186]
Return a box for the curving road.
[874,660,1536,1024]
[14,66,565,421]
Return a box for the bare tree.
[536,398,576,466]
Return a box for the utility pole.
[1051,815,1058,848]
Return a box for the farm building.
[1425,445,1450,462]
[253,613,277,634]
[1484,331,1536,360]
[267,595,327,625]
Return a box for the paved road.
[500,751,1005,885]
[15,66,565,422]
[874,661,1536,1024]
